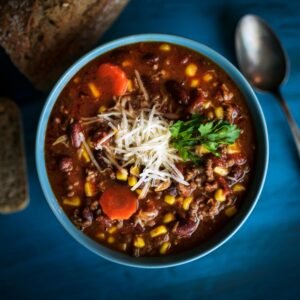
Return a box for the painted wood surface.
[0,0,299,299]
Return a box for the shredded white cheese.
[97,105,188,198]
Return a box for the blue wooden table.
[0,0,299,299]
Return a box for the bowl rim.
[36,33,269,268]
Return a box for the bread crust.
[0,0,129,90]
[0,98,29,213]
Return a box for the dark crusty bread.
[0,0,129,90]
[0,98,29,213]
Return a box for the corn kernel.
[108,226,117,234]
[84,181,97,197]
[116,168,128,181]
[215,106,224,119]
[214,188,226,202]
[182,196,193,211]
[88,82,101,98]
[62,196,81,207]
[128,176,137,187]
[233,184,245,193]
[130,165,140,176]
[96,232,105,240]
[163,213,175,224]
[203,73,213,82]
[107,236,115,244]
[164,195,176,205]
[203,101,212,109]
[127,79,134,92]
[78,147,90,163]
[159,43,171,51]
[190,79,199,87]
[227,143,240,154]
[185,63,198,77]
[134,236,145,248]
[214,166,228,176]
[136,189,142,195]
[150,225,167,238]
[225,206,237,217]
[207,111,214,119]
[122,60,131,67]
[98,105,107,113]
[160,242,171,254]
[195,145,210,155]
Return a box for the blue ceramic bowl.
[36,34,268,268]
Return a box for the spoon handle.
[273,89,300,159]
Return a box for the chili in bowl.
[36,34,268,268]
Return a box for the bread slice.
[0,98,29,213]
[0,0,129,90]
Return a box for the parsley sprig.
[170,114,240,163]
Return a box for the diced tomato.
[99,185,138,220]
[97,63,128,97]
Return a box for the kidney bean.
[142,53,160,64]
[165,80,190,105]
[230,166,243,180]
[69,122,83,148]
[187,88,209,113]
[59,157,73,173]
[173,219,199,239]
[166,184,178,197]
[141,74,160,94]
[134,223,146,234]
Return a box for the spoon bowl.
[235,14,300,159]
[235,15,288,92]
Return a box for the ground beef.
[221,84,234,101]
[178,182,197,197]
[204,181,218,193]
[96,215,113,230]
[225,104,239,123]
[205,159,214,182]
[199,198,221,221]
[135,201,159,226]
[59,157,73,173]
[153,233,169,247]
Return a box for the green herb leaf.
[170,115,240,163]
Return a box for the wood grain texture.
[0,0,299,299]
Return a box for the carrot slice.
[97,63,128,97]
[99,185,138,220]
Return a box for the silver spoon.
[235,14,300,159]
